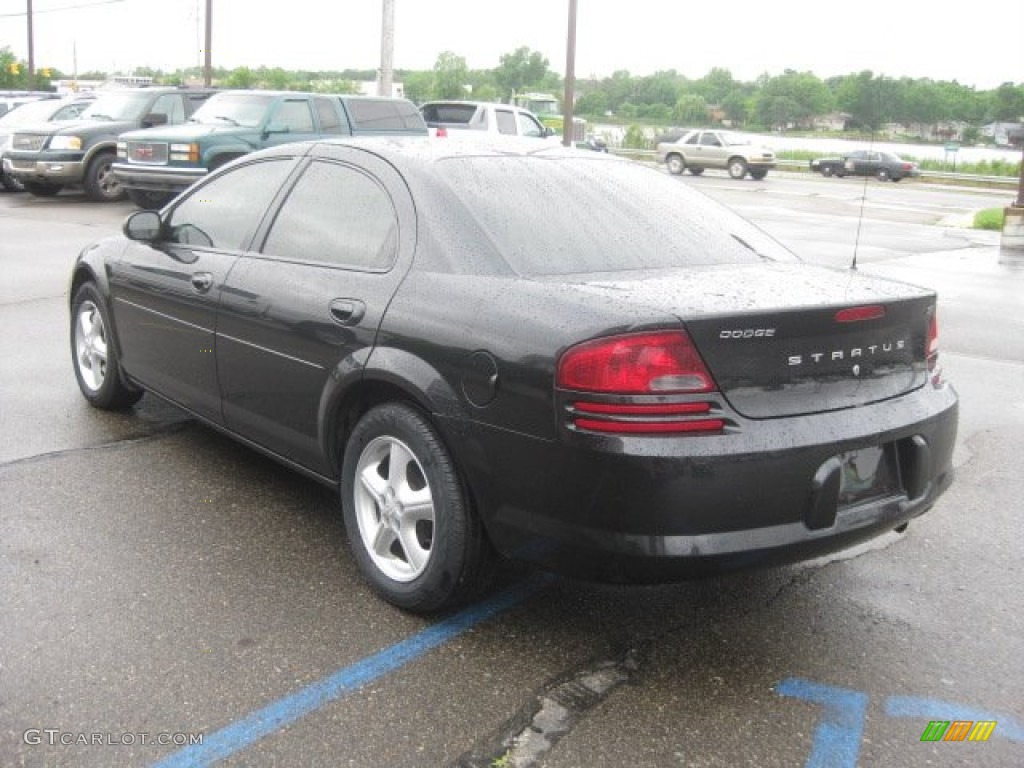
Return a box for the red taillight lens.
[559,332,723,435]
[557,331,715,394]
[927,311,941,384]
[436,126,448,138]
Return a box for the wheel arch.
[321,346,469,480]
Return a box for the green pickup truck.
[113,90,427,208]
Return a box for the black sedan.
[810,149,922,181]
[70,138,958,612]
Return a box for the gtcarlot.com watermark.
[24,729,203,747]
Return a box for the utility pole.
[562,0,577,147]
[379,0,395,98]
[27,0,35,86]
[204,0,212,86]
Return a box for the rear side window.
[261,160,398,270]
[346,99,426,132]
[495,110,517,135]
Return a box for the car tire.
[23,181,63,197]
[666,154,685,175]
[688,167,704,176]
[822,166,834,177]
[127,189,174,210]
[71,283,144,410]
[83,152,125,202]
[728,158,749,179]
[341,402,492,613]
[749,169,767,180]
[1,171,25,192]
[877,169,891,182]
[891,176,902,183]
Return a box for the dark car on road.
[810,150,921,181]
[69,138,958,612]
[113,91,427,208]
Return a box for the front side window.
[517,112,544,138]
[699,132,722,147]
[271,100,315,132]
[315,98,345,134]
[150,94,185,125]
[261,160,398,270]
[165,159,293,250]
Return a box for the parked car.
[420,100,555,140]
[658,129,776,179]
[69,137,957,612]
[810,150,921,181]
[3,87,216,201]
[113,91,428,208]
[0,94,94,191]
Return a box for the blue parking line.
[776,678,869,768]
[151,575,553,768]
[885,696,1024,743]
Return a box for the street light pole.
[562,0,577,147]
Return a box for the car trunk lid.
[566,263,934,419]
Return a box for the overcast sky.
[1,0,1021,89]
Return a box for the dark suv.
[3,87,216,201]
[113,91,427,208]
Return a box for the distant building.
[981,122,1024,147]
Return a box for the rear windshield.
[345,99,426,132]
[423,154,796,276]
[420,103,476,124]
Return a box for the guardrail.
[608,149,1020,187]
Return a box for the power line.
[0,0,127,18]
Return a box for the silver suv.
[657,129,776,180]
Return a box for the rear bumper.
[444,383,958,581]
[111,162,206,192]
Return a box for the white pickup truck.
[420,100,557,140]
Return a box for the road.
[1,176,1021,768]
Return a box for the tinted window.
[272,99,315,132]
[425,156,796,276]
[421,103,476,123]
[699,132,721,146]
[165,159,293,250]
[346,98,426,132]
[314,98,346,134]
[262,160,398,270]
[495,110,517,135]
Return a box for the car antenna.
[851,92,882,271]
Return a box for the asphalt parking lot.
[1,176,1022,768]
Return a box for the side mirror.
[141,112,168,128]
[124,210,163,242]
[542,126,555,138]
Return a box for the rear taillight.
[558,331,724,435]
[927,311,942,385]
[436,126,448,138]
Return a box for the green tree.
[433,51,468,100]
[722,90,750,125]
[673,93,708,124]
[226,66,256,89]
[493,46,550,101]
[0,47,24,89]
[988,82,1024,122]
[574,90,608,117]
[697,67,736,104]
[622,124,648,149]
[756,70,832,128]
[402,70,434,104]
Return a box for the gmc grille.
[127,141,169,165]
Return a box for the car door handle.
[190,272,213,293]
[329,298,366,326]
